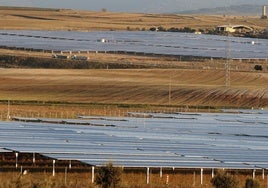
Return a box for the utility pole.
[168,75,171,106]
[7,100,10,120]
[225,3,231,87]
[225,49,230,87]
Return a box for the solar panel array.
[0,30,268,58]
[1,110,268,169]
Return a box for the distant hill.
[0,6,60,12]
[179,4,263,16]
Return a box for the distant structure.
[216,25,253,33]
[261,5,267,19]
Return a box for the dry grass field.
[0,168,266,188]
[0,151,267,188]
[0,7,268,31]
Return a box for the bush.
[167,27,180,32]
[183,27,195,33]
[157,26,166,32]
[211,171,238,188]
[254,65,263,71]
[149,27,157,31]
[96,162,122,188]
[245,178,260,188]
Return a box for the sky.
[0,0,267,13]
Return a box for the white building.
[216,25,253,33]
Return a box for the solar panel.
[0,110,268,169]
[1,30,267,58]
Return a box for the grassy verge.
[0,168,266,188]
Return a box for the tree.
[245,178,260,188]
[211,170,238,188]
[96,163,122,188]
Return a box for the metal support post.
[52,160,55,176]
[15,152,18,169]
[92,166,95,183]
[146,167,150,184]
[201,168,203,185]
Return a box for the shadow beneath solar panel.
[208,132,222,135]
[216,118,268,125]
[208,131,268,139]
[78,115,128,122]
[0,31,144,44]
[12,117,116,127]
[127,112,199,119]
[0,32,91,42]
[233,133,268,139]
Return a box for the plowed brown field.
[0,69,267,108]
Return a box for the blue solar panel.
[0,110,268,169]
[1,30,267,58]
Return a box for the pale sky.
[0,0,266,13]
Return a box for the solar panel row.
[1,30,268,58]
[0,111,268,169]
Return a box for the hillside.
[179,4,263,16]
[0,7,268,31]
